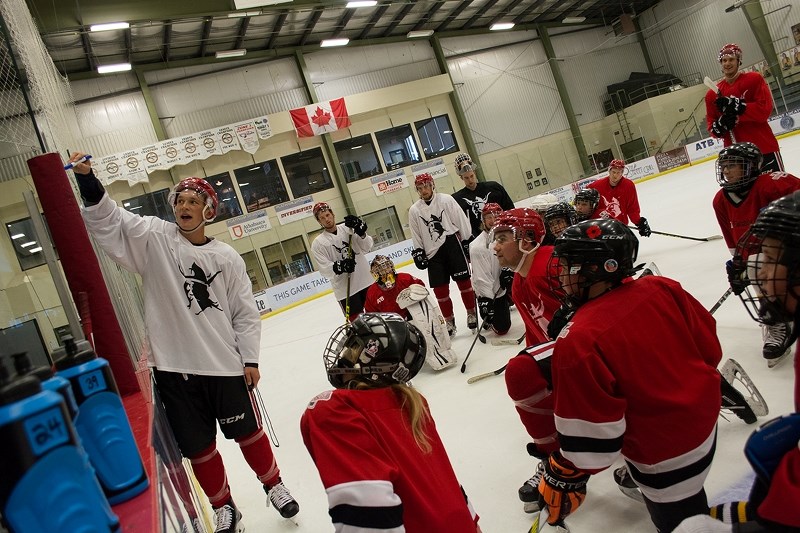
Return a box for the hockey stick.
[343,233,353,324]
[460,312,493,373]
[704,76,736,143]
[709,287,733,315]
[466,363,508,384]
[491,332,526,346]
[628,226,723,242]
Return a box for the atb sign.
[226,210,271,240]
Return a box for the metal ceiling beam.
[265,11,287,50]
[163,21,172,62]
[234,17,251,50]
[434,0,471,33]
[124,28,132,64]
[79,27,96,72]
[411,1,445,32]
[512,0,547,25]
[334,6,355,37]
[198,17,212,57]
[488,0,525,27]
[463,0,500,30]
[378,3,414,39]
[531,0,582,23]
[357,4,389,40]
[299,7,323,46]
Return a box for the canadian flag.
[289,98,351,138]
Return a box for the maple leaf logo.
[311,106,333,128]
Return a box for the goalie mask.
[716,142,763,194]
[733,190,800,326]
[370,255,397,290]
[168,177,219,223]
[454,153,477,176]
[551,219,641,307]
[323,313,426,389]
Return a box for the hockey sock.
[709,501,756,523]
[189,443,231,507]
[236,429,280,487]
[433,284,454,320]
[456,278,476,312]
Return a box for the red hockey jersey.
[301,387,479,532]
[705,71,779,154]
[587,176,643,226]
[364,273,425,318]
[712,171,800,252]
[511,246,561,346]
[552,276,722,503]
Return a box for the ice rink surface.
[215,134,800,533]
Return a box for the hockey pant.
[396,284,457,370]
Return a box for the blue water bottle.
[11,352,120,531]
[53,338,148,505]
[0,356,115,532]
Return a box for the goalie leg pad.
[720,359,769,418]
[403,292,457,370]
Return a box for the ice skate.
[467,312,478,330]
[266,481,300,520]
[762,321,793,367]
[180,516,204,533]
[613,465,643,503]
[720,359,768,423]
[518,460,545,513]
[213,502,244,533]
[446,317,457,337]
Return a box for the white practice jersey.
[408,192,471,257]
[82,194,261,376]
[469,231,503,299]
[311,224,374,301]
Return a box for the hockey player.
[66,153,299,533]
[311,202,374,321]
[528,193,560,245]
[364,255,456,370]
[469,203,512,336]
[712,143,800,367]
[705,44,784,172]
[408,172,478,335]
[573,188,599,222]
[587,159,652,236]
[544,202,578,239]
[301,313,482,533]
[539,219,722,532]
[451,152,515,240]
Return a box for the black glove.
[547,304,575,340]
[344,215,368,238]
[636,217,651,237]
[726,258,748,296]
[477,297,494,323]
[715,95,747,116]
[538,451,590,526]
[461,240,471,261]
[711,114,737,137]
[499,268,515,291]
[411,248,428,270]
[333,257,356,275]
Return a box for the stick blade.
[703,76,719,93]
[705,234,723,241]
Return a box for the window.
[233,160,289,212]
[6,217,53,271]
[282,148,334,198]
[363,206,404,249]
[260,236,312,286]
[415,115,459,158]
[121,188,175,222]
[206,172,243,222]
[334,135,383,183]
[375,124,422,170]
[241,251,267,293]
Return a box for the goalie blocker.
[396,284,457,371]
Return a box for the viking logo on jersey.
[464,193,491,219]
[331,240,352,259]
[179,261,223,315]
[419,210,447,241]
[600,195,622,219]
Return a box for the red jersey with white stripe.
[300,387,479,532]
[364,273,424,318]
[712,171,800,252]
[552,275,722,503]
[704,71,779,154]
[511,246,561,346]
[587,176,643,225]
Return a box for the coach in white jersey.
[67,152,299,532]
[310,202,374,321]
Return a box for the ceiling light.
[11,233,24,239]
[490,22,515,31]
[239,182,250,186]
[90,22,130,32]
[350,145,363,150]
[562,16,586,23]
[321,38,349,47]
[215,49,247,59]
[21,241,36,248]
[228,11,261,17]
[407,30,434,38]
[346,1,377,7]
[233,0,292,8]
[29,247,43,253]
[97,63,132,74]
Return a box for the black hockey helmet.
[716,142,763,194]
[573,188,600,221]
[545,202,578,238]
[323,313,426,388]
[734,191,800,325]
[551,219,641,306]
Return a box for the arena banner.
[410,158,448,180]
[625,156,659,182]
[370,169,408,196]
[655,147,690,173]
[274,195,315,225]
[686,137,725,162]
[226,210,271,241]
[769,109,800,136]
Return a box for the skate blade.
[721,359,769,416]
[766,349,791,369]
[616,484,645,503]
[523,501,541,514]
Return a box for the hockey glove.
[538,452,590,526]
[711,114,737,137]
[477,297,494,323]
[411,248,429,270]
[499,268,515,291]
[344,215,368,238]
[726,258,748,296]
[547,304,575,340]
[333,257,356,275]
[636,217,651,237]
[716,95,747,116]
[461,240,471,261]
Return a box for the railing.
[656,94,707,154]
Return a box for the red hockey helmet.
[609,159,626,170]
[718,43,742,63]
[313,202,332,219]
[414,173,434,188]
[169,177,219,221]
[493,207,546,244]
[482,202,503,217]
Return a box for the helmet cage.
[454,153,477,176]
[545,202,578,238]
[716,143,762,193]
[370,255,397,290]
[573,188,600,220]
